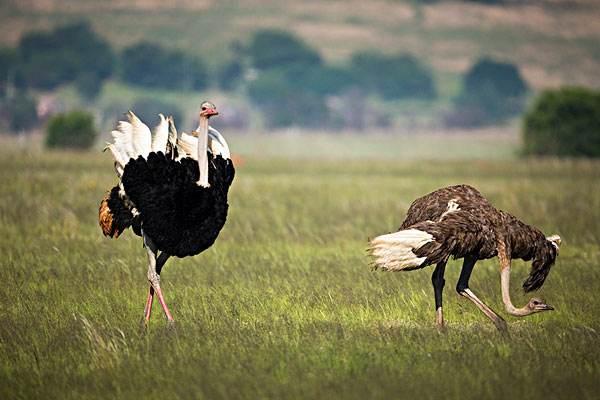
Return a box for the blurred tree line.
[0,21,532,136]
[4,20,598,158]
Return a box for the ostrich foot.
[154,286,175,323]
[435,307,446,331]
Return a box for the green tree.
[217,59,244,91]
[3,92,38,132]
[120,42,208,91]
[46,111,97,150]
[449,57,528,127]
[349,52,436,100]
[0,47,17,96]
[285,64,354,96]
[131,98,183,127]
[245,29,322,71]
[247,70,329,129]
[18,21,115,94]
[522,87,600,158]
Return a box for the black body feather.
[102,151,234,258]
[120,151,235,257]
[105,186,136,235]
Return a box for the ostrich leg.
[431,261,447,328]
[143,252,170,323]
[456,255,507,331]
[143,233,174,323]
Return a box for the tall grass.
[0,147,599,399]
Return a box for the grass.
[0,141,599,399]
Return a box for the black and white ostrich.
[99,101,235,324]
[370,184,560,330]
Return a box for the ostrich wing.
[208,127,230,159]
[151,113,169,153]
[127,111,152,158]
[177,132,198,160]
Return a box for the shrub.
[46,111,97,150]
[522,87,600,158]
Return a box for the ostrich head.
[525,297,554,314]
[199,101,218,119]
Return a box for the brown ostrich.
[370,184,561,330]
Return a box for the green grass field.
[1,142,599,399]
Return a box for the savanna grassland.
[1,136,599,399]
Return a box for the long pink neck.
[196,117,209,187]
[501,268,535,316]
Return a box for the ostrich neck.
[501,267,534,316]
[196,117,209,187]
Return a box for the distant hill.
[1,0,599,90]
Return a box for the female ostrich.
[370,184,560,330]
[98,101,235,324]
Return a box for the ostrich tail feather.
[369,229,433,271]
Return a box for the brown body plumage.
[370,184,561,330]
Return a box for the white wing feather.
[105,113,231,179]
[114,121,135,159]
[127,111,151,158]
[151,113,169,153]
[208,126,230,159]
[177,132,198,160]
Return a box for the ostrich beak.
[535,303,554,311]
[202,108,218,117]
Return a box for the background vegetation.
[523,87,600,157]
[45,111,97,150]
[0,0,598,138]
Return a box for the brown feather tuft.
[98,192,121,238]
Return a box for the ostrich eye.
[201,106,207,111]
[532,300,539,305]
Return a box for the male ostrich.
[98,101,235,324]
[370,184,560,330]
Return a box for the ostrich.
[98,101,235,325]
[369,184,560,330]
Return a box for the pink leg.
[154,286,174,322]
[143,286,155,322]
[143,234,173,323]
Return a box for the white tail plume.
[370,229,433,271]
